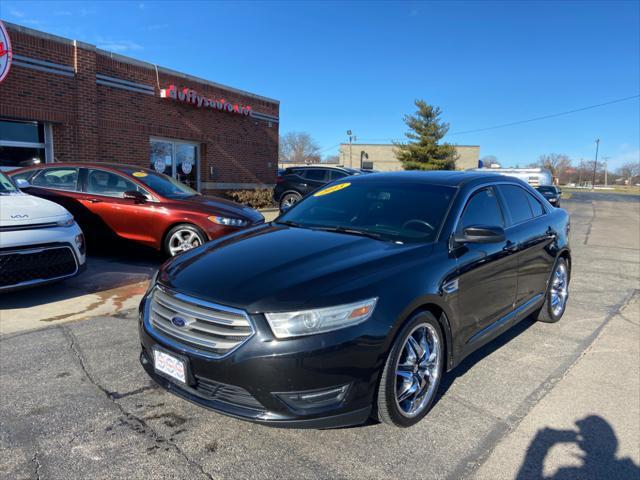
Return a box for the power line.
[448,94,640,136]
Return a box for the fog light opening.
[275,384,350,412]
[74,233,86,255]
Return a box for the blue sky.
[2,0,639,169]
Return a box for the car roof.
[344,170,529,188]
[15,162,154,175]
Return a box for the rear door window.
[527,192,545,217]
[303,169,328,181]
[328,170,348,181]
[499,185,534,225]
[31,168,79,191]
[460,187,504,230]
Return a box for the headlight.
[56,216,75,227]
[264,298,378,339]
[208,216,248,227]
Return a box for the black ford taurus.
[138,171,571,428]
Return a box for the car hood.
[0,193,71,227]
[158,224,432,313]
[166,195,264,223]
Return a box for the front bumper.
[0,223,86,291]
[138,291,382,428]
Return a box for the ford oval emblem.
[171,316,187,328]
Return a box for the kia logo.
[171,316,187,328]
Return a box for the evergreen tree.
[394,100,458,170]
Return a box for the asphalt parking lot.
[1,193,638,479]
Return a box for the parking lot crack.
[60,326,214,480]
[31,451,42,480]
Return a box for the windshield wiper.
[276,219,305,228]
[312,226,384,240]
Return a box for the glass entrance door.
[149,138,199,191]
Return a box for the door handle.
[88,198,103,203]
[503,240,518,253]
[300,183,308,187]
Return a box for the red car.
[10,163,264,256]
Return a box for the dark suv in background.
[274,166,363,211]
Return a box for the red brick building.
[0,22,280,192]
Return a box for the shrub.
[223,189,276,209]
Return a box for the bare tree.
[530,153,573,180]
[480,155,499,168]
[279,132,320,164]
[617,161,640,186]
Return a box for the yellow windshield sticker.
[132,172,148,178]
[314,182,351,197]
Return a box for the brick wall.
[0,23,280,191]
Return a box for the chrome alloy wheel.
[168,229,202,256]
[281,193,300,209]
[550,262,569,316]
[394,323,441,417]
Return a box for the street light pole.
[346,130,356,168]
[591,139,600,190]
[603,157,609,187]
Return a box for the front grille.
[148,286,254,356]
[194,376,264,411]
[0,246,77,288]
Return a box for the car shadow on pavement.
[438,315,537,397]
[516,415,640,479]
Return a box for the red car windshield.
[123,169,198,199]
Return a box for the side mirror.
[279,203,292,213]
[453,225,505,244]
[123,190,147,203]
[15,178,30,189]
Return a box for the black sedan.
[536,185,562,207]
[138,171,571,428]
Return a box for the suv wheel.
[376,311,444,427]
[536,257,569,323]
[280,192,302,211]
[164,224,206,257]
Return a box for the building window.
[0,119,54,171]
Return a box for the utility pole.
[591,139,600,190]
[602,157,610,187]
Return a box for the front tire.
[536,257,569,323]
[376,312,444,427]
[164,224,206,257]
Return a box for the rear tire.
[376,312,444,427]
[279,192,302,211]
[536,258,569,323]
[164,224,206,257]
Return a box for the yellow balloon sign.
[314,182,351,197]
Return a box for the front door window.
[150,139,199,191]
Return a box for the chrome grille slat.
[150,313,240,348]
[154,289,248,326]
[151,303,250,337]
[147,286,254,357]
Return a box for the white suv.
[0,172,86,291]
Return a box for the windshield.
[0,173,18,194]
[122,169,198,199]
[277,181,456,243]
[536,186,557,193]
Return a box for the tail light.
[276,175,284,184]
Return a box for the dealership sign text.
[160,85,251,116]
